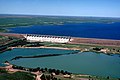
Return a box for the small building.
[100,48,109,53]
[63,74,71,78]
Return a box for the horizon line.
[0,13,120,19]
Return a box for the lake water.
[0,48,120,78]
[8,23,120,40]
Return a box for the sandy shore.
[10,46,79,50]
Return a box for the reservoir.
[8,22,120,40]
[2,22,120,78]
[0,48,120,78]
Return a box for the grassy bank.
[28,42,120,54]
[0,71,35,80]
[11,41,120,54]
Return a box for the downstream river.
[0,48,120,78]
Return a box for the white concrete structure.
[24,34,71,43]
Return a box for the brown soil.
[70,37,120,46]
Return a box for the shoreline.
[9,46,116,54]
[10,46,79,50]
[1,32,120,54]
[0,61,119,79]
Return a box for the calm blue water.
[0,48,74,65]
[8,23,120,40]
[0,48,120,78]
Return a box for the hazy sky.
[0,0,120,17]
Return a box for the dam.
[24,34,71,43]
[0,33,120,46]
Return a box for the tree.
[46,75,51,80]
[48,69,52,73]
[36,67,40,71]
[60,70,64,74]
[45,68,48,72]
[107,76,109,79]
[55,70,60,75]
[41,74,46,80]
